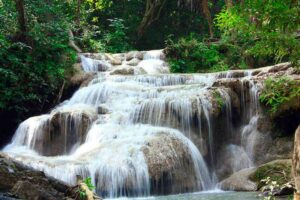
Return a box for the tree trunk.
[138,0,167,38]
[68,30,82,53]
[201,0,214,38]
[225,0,233,9]
[76,0,81,26]
[14,0,27,42]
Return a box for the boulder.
[110,66,135,75]
[125,51,138,61]
[142,133,200,195]
[11,180,65,200]
[32,108,97,156]
[105,53,123,65]
[0,153,77,200]
[127,58,140,66]
[97,105,110,115]
[249,159,292,190]
[219,167,258,191]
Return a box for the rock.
[70,64,96,87]
[267,62,292,73]
[135,51,145,60]
[127,58,140,66]
[11,180,65,200]
[142,133,200,195]
[97,105,109,114]
[125,51,145,61]
[256,116,272,133]
[105,53,123,65]
[213,79,243,98]
[125,51,137,61]
[110,66,134,75]
[32,107,97,156]
[293,125,300,198]
[0,153,78,200]
[219,168,258,191]
[249,159,292,189]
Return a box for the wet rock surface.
[219,168,258,191]
[142,133,200,195]
[32,108,97,156]
[0,153,74,200]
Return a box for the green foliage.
[83,177,95,191]
[76,177,95,200]
[216,0,300,68]
[0,0,76,124]
[102,18,133,53]
[78,188,87,200]
[165,34,229,73]
[213,90,225,109]
[259,77,300,113]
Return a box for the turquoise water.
[106,191,261,200]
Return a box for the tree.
[14,0,27,42]
[138,0,215,38]
[138,0,167,37]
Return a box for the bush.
[79,18,134,53]
[165,34,229,73]
[259,77,300,113]
[215,1,300,68]
[0,1,76,126]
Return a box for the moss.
[213,90,225,109]
[249,160,292,190]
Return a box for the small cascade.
[3,49,267,198]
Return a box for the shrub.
[165,34,227,73]
[259,77,300,113]
[102,18,133,53]
[215,1,300,68]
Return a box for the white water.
[3,49,264,198]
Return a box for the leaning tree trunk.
[14,0,27,42]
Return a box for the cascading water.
[3,49,265,198]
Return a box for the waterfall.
[3,49,264,198]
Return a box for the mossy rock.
[249,159,292,190]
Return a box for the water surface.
[106,191,260,200]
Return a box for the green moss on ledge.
[249,159,292,190]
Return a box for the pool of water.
[105,191,261,200]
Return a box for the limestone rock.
[97,105,110,115]
[106,53,123,65]
[110,66,135,75]
[11,180,65,200]
[0,153,77,200]
[127,58,140,66]
[142,133,199,195]
[33,108,97,156]
[219,167,258,191]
